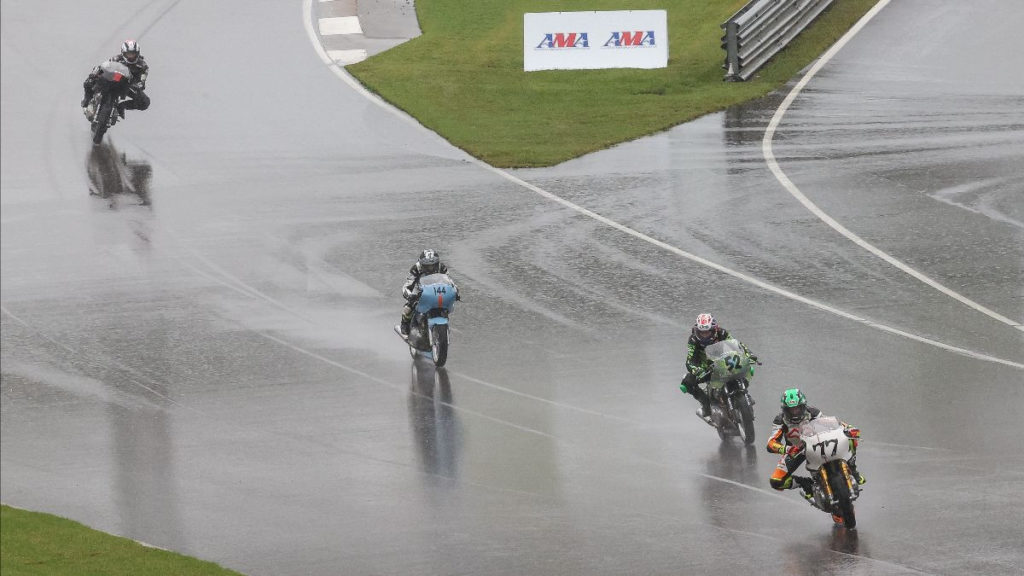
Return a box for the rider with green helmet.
[767,388,865,498]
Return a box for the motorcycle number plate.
[802,427,852,469]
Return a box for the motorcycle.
[698,337,758,444]
[394,273,458,367]
[83,61,133,144]
[798,415,862,529]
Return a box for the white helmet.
[121,40,140,63]
[693,313,718,345]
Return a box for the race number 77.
[813,439,839,457]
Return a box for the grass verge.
[1,505,244,576]
[348,0,879,167]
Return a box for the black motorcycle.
[84,61,133,144]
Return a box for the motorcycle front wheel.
[430,324,448,367]
[735,395,756,445]
[92,100,113,144]
[828,465,857,529]
[837,498,857,529]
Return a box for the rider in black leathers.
[82,40,150,116]
[399,249,459,337]
[679,313,755,418]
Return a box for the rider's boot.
[691,387,711,419]
[399,317,411,337]
[848,459,866,486]
[794,476,815,501]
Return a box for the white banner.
[523,10,668,71]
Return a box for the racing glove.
[785,443,803,458]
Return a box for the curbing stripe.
[318,16,362,36]
[326,48,367,65]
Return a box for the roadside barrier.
[722,0,836,81]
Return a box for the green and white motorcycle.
[699,337,759,444]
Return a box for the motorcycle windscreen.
[415,274,457,314]
[99,61,132,83]
[704,338,751,387]
[799,416,854,469]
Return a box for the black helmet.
[121,39,140,63]
[417,249,440,275]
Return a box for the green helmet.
[781,388,808,425]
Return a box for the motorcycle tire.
[92,101,113,144]
[430,324,448,367]
[837,497,857,529]
[828,466,857,529]
[736,395,756,445]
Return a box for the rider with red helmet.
[678,313,755,418]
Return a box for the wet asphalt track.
[2,0,1023,574]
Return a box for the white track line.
[763,0,1023,332]
[300,1,1023,370]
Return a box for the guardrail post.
[723,20,742,81]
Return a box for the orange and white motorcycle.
[797,416,863,529]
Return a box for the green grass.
[348,0,879,167]
[0,505,244,576]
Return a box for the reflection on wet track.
[87,141,152,207]
[408,361,461,481]
[2,0,1023,574]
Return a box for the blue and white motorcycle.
[395,273,458,367]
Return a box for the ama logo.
[536,33,589,49]
[603,31,656,48]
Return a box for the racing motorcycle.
[698,337,758,444]
[798,416,863,529]
[83,61,133,144]
[394,273,458,367]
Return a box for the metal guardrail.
[721,0,836,81]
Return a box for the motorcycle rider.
[678,313,756,419]
[767,388,866,509]
[82,40,150,117]
[399,249,459,337]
